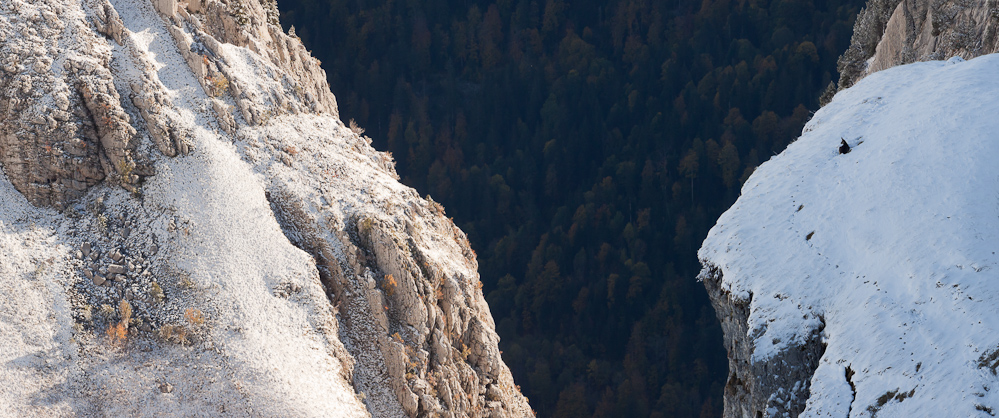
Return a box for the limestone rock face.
[701,267,825,418]
[837,0,999,89]
[0,0,140,207]
[0,0,531,417]
[194,0,339,122]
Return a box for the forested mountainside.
[278,0,865,416]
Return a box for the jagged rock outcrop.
[0,0,144,207]
[180,0,339,125]
[0,0,530,417]
[837,0,999,90]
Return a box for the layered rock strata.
[0,0,143,207]
[837,0,999,90]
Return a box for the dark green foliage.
[279,0,864,416]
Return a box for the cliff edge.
[0,0,531,417]
[700,52,999,417]
[702,1,999,416]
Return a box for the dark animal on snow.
[839,138,851,154]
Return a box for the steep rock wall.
[0,0,531,417]
[702,267,826,418]
[837,0,999,89]
[0,1,144,207]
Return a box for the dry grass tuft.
[159,324,190,345]
[348,119,365,135]
[207,74,229,97]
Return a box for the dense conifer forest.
[278,0,863,415]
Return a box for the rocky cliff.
[0,0,531,417]
[700,4,999,414]
[835,0,999,91]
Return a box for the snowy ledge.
[699,54,999,417]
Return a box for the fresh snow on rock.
[699,53,999,416]
[0,0,532,416]
[0,0,369,415]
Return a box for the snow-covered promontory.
[699,54,999,417]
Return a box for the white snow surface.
[699,53,999,416]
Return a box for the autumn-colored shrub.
[184,308,204,326]
[107,321,127,346]
[207,74,229,97]
[107,300,132,347]
[381,273,398,296]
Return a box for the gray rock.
[486,384,502,401]
[81,242,91,257]
[89,250,99,261]
[110,250,123,263]
[837,0,999,91]
[108,264,125,274]
[700,266,824,418]
[487,403,505,418]
[0,4,146,208]
[92,275,106,286]
[159,382,173,393]
[83,269,94,280]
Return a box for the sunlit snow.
[700,54,999,417]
